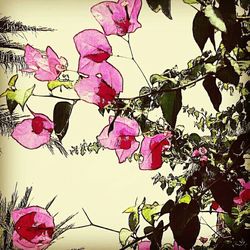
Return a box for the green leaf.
[204,63,216,74]
[189,133,201,145]
[204,5,227,33]
[150,74,168,84]
[183,0,198,4]
[119,228,133,246]
[216,65,240,86]
[170,200,200,249]
[179,194,191,204]
[129,212,139,231]
[1,85,35,111]
[159,89,182,128]
[142,203,162,225]
[210,179,236,213]
[146,0,172,19]
[47,80,73,91]
[203,75,222,112]
[160,200,174,215]
[240,0,249,10]
[123,206,137,213]
[53,101,73,141]
[8,74,18,87]
[192,11,215,51]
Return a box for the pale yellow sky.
[0,0,240,249]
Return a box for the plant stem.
[32,93,80,102]
[118,75,206,101]
[71,208,119,234]
[126,34,151,88]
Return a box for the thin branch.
[127,34,151,88]
[71,208,119,234]
[32,93,80,102]
[118,75,206,101]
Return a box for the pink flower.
[11,112,54,149]
[12,206,55,250]
[233,179,250,206]
[74,62,123,109]
[74,29,112,64]
[91,0,142,36]
[138,240,151,250]
[97,116,140,162]
[23,44,68,81]
[192,149,200,157]
[139,133,171,170]
[211,201,224,213]
[199,146,207,156]
[173,241,186,250]
[200,155,208,167]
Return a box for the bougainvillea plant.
[0,0,249,249]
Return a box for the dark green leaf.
[7,99,18,115]
[146,0,172,19]
[216,65,240,86]
[189,133,201,145]
[218,0,236,20]
[222,21,241,52]
[53,101,73,141]
[203,75,222,112]
[160,200,174,215]
[128,212,139,232]
[167,186,175,195]
[149,220,164,250]
[170,200,200,249]
[159,89,182,128]
[210,179,236,213]
[240,0,250,10]
[192,11,215,51]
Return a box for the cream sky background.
[0,0,241,249]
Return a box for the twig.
[118,75,206,101]
[71,208,119,234]
[32,93,80,102]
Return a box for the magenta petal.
[91,0,142,36]
[35,67,58,81]
[74,29,112,62]
[116,140,139,163]
[23,44,42,72]
[140,134,170,170]
[78,60,123,93]
[11,114,53,149]
[138,240,151,250]
[192,149,200,157]
[98,116,140,162]
[173,241,186,250]
[243,181,250,190]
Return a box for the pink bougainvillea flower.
[91,0,142,36]
[23,44,68,81]
[233,179,250,206]
[138,240,151,250]
[11,112,54,149]
[12,206,55,250]
[97,116,140,163]
[139,133,171,170]
[74,62,123,109]
[192,147,208,167]
[173,241,186,250]
[199,146,207,156]
[74,29,112,64]
[211,201,224,213]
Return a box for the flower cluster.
[192,146,208,167]
[12,206,55,250]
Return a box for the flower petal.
[138,240,151,250]
[116,140,139,163]
[140,134,170,170]
[11,114,53,149]
[91,0,142,36]
[23,44,42,72]
[74,29,112,62]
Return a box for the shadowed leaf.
[203,75,222,111]
[146,0,172,19]
[53,102,73,141]
[193,11,215,51]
